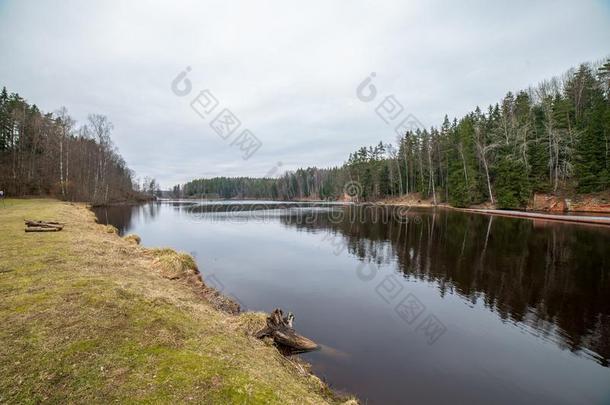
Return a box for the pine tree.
[494,148,531,208]
[569,65,608,192]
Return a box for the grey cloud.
[1,0,609,188]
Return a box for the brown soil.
[529,191,610,213]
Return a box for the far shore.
[450,207,610,226]
[106,193,610,227]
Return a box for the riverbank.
[382,191,610,213]
[452,208,610,226]
[0,199,352,404]
[379,191,610,226]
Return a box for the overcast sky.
[1,0,609,187]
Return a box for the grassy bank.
[0,199,348,404]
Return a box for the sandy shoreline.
[452,207,610,226]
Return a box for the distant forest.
[0,88,155,203]
[177,59,610,208]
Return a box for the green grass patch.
[0,199,350,404]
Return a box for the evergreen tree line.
[177,60,610,208]
[0,87,149,203]
[176,167,349,201]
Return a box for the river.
[92,201,610,404]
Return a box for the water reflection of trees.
[91,203,161,235]
[281,207,610,367]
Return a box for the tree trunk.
[427,143,437,205]
[60,134,65,197]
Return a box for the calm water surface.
[93,201,610,404]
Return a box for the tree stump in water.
[255,308,318,353]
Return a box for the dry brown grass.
[150,248,198,280]
[104,224,118,234]
[124,233,141,245]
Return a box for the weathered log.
[24,220,64,231]
[25,220,63,228]
[25,219,63,225]
[255,308,318,353]
[25,226,62,232]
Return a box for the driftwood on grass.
[255,308,318,353]
[24,219,64,232]
[25,220,63,226]
[25,227,62,232]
